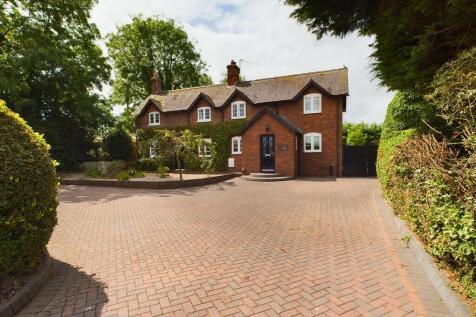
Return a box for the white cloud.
[91,0,394,123]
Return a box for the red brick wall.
[231,112,297,176]
[189,98,223,125]
[222,96,260,121]
[135,103,188,129]
[276,87,344,176]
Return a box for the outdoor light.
[265,123,269,131]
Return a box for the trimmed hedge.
[0,101,58,277]
[138,120,247,172]
[378,48,476,300]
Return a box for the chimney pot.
[227,60,240,86]
[151,68,161,94]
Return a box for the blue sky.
[91,0,394,123]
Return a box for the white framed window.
[231,101,246,119]
[303,133,322,152]
[149,146,157,158]
[231,136,241,154]
[148,111,160,126]
[303,94,322,114]
[197,106,211,122]
[199,138,212,157]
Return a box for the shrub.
[157,166,169,178]
[134,157,175,171]
[115,171,130,181]
[0,101,58,277]
[378,48,476,300]
[85,166,105,178]
[389,136,476,298]
[103,129,132,161]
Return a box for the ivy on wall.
[137,119,247,171]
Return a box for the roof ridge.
[151,67,347,96]
[244,67,347,83]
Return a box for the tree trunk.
[176,156,183,181]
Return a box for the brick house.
[134,61,348,177]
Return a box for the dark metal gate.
[343,145,378,177]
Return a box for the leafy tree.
[285,0,476,93]
[147,129,213,181]
[343,122,381,145]
[0,0,112,169]
[103,128,133,161]
[107,16,213,110]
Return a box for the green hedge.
[0,100,58,277]
[138,120,247,172]
[378,49,476,300]
[103,128,133,161]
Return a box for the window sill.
[148,123,161,126]
[303,111,321,115]
[303,150,322,153]
[231,116,246,120]
[231,152,242,155]
[197,120,211,123]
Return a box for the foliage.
[138,120,247,172]
[103,129,133,161]
[376,128,415,188]
[388,136,476,298]
[127,168,144,178]
[107,16,212,109]
[115,171,130,181]
[378,48,476,300]
[157,166,170,178]
[144,129,212,180]
[380,92,446,140]
[427,47,476,152]
[343,122,381,145]
[285,0,476,92]
[0,0,113,170]
[85,166,105,178]
[0,101,58,277]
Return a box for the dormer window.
[303,94,322,114]
[231,101,246,119]
[149,112,160,126]
[197,106,211,122]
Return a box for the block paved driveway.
[18,178,451,317]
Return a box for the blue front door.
[260,135,275,172]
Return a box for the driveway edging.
[60,173,240,189]
[374,190,472,317]
[0,251,52,317]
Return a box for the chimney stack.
[151,68,161,94]
[227,60,240,86]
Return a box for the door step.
[242,173,294,182]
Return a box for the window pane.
[313,135,320,150]
[304,97,311,112]
[198,110,203,120]
[239,104,245,117]
[305,136,312,150]
[205,108,210,119]
[232,105,237,118]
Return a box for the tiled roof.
[239,107,303,135]
[134,68,348,115]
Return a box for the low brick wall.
[60,173,240,189]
